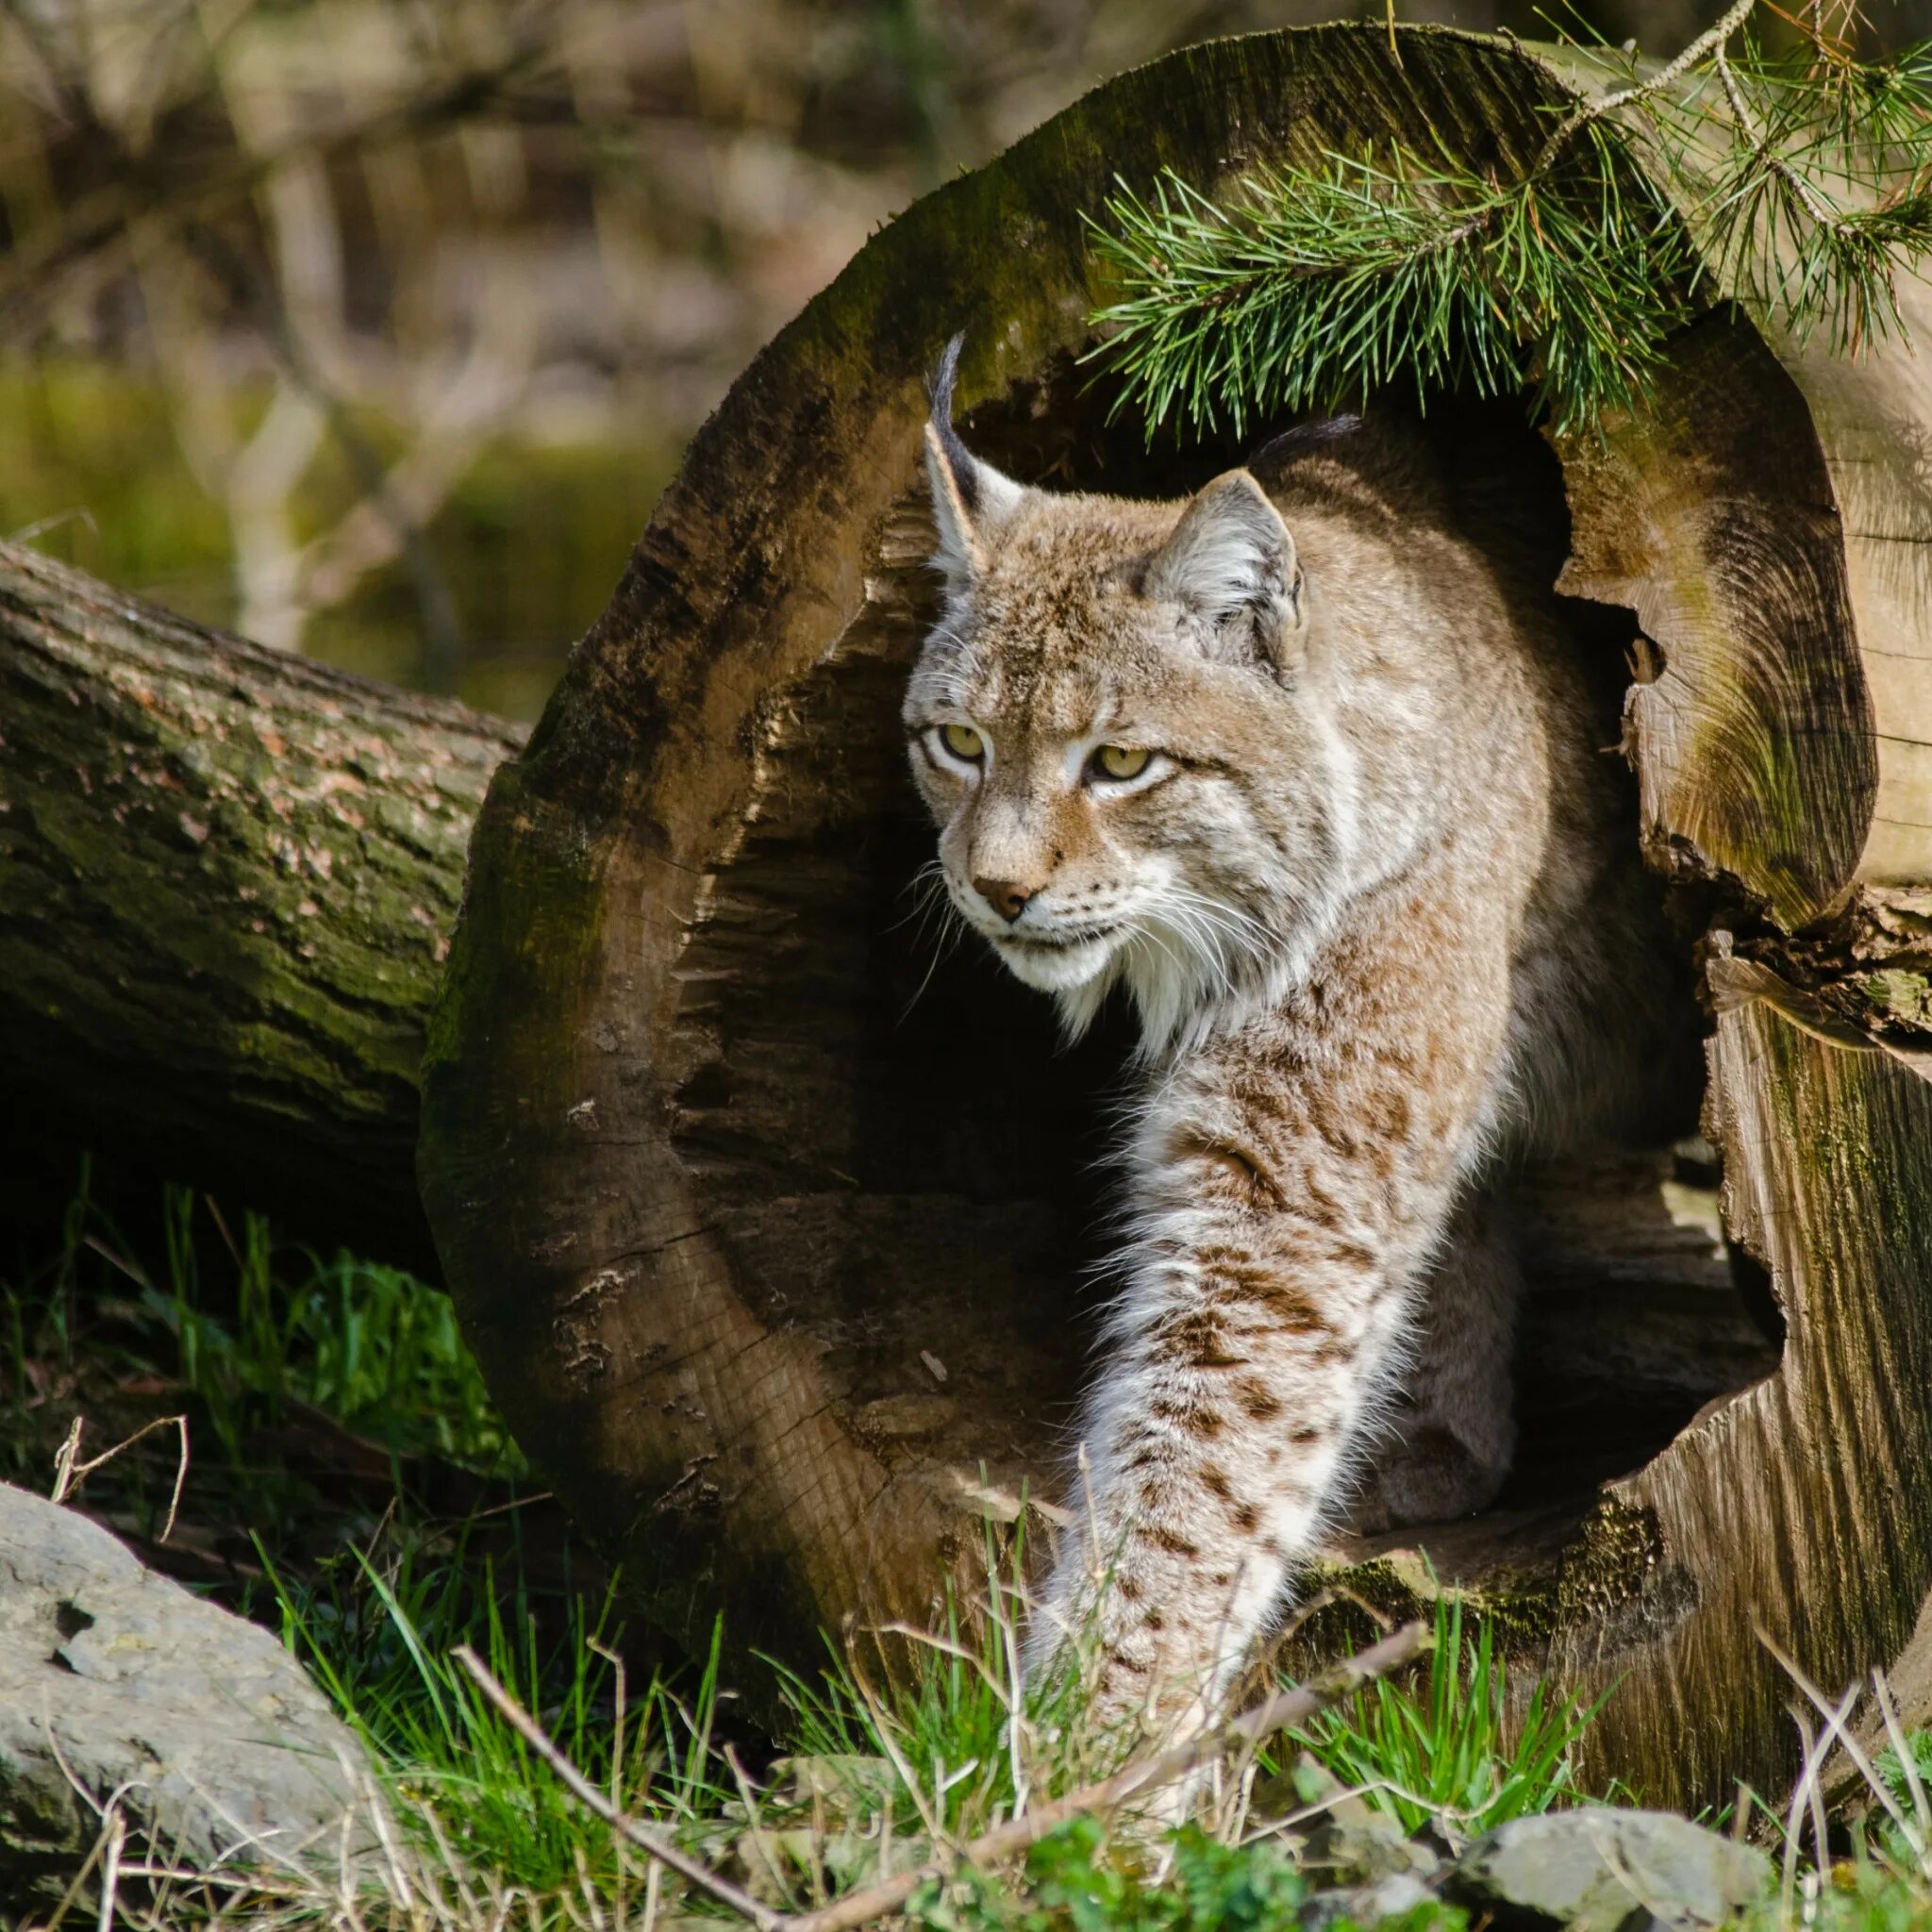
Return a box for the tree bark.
[4,19,1929,1821]
[0,540,522,1273]
[415,18,1932,1814]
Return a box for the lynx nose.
[974,876,1035,924]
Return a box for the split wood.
[456,1617,1430,1932]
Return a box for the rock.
[729,1824,931,1907]
[0,1482,381,1920]
[1300,1871,1440,1928]
[1290,1768,1441,1890]
[1450,1810,1772,1930]
[767,1752,899,1818]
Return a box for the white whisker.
[896,865,972,1021]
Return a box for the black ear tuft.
[924,333,1024,583]
[1247,413,1363,475]
[928,332,983,514]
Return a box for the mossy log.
[0,541,522,1271]
[403,23,1920,1809]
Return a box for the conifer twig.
[1713,43,1840,224]
[1534,0,1757,172]
[1088,0,1932,440]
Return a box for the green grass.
[905,1815,1463,1932]
[18,1168,1932,1931]
[1746,1865,1932,1932]
[264,1532,728,1906]
[247,1519,1594,1926]
[1286,1594,1604,1839]
[4,1160,517,1502]
[140,1181,518,1474]
[771,1551,1090,1842]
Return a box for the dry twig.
[459,1620,1430,1932]
[788,1620,1430,1932]
[51,1413,192,1544]
[452,1645,791,1932]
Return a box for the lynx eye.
[1091,744,1152,783]
[941,724,984,762]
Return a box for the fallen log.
[413,20,1932,1814]
[5,19,1932,1821]
[0,541,521,1271]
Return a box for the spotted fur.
[903,346,1682,1746]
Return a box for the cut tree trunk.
[416,21,1932,1811]
[0,540,521,1272]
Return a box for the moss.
[1286,1510,1667,1689]
[1299,1543,1565,1663]
[1553,1501,1668,1625]
[1856,968,1932,1034]
[420,770,606,1090]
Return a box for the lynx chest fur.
[903,344,1678,1744]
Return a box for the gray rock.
[0,1482,381,1919]
[729,1824,931,1908]
[1451,1809,1772,1930]
[1296,1788,1441,1887]
[1300,1871,1440,1928]
[767,1752,899,1818]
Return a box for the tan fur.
[904,383,1681,1750]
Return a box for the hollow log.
[0,540,521,1272]
[416,25,1932,1808]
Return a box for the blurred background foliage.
[2,0,1926,718]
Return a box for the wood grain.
[417,20,1928,1809]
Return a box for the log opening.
[675,365,1780,1579]
[421,23,1927,1809]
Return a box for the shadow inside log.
[664,361,1780,1632]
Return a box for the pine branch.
[1535,0,1757,173]
[1087,138,1690,438]
[1085,1,1932,441]
[1690,39,1932,350]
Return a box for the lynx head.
[903,338,1359,1052]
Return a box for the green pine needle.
[1086,140,1690,441]
[1085,16,1932,441]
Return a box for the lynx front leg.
[1027,1091,1451,1743]
[1343,1197,1520,1535]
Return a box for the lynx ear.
[1145,469,1306,670]
[925,333,1023,591]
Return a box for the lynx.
[902,339,1684,1745]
